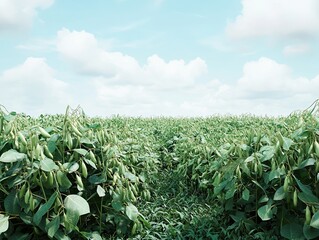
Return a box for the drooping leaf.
[46,216,60,238]
[97,185,105,197]
[0,214,9,234]
[63,162,79,173]
[280,223,303,239]
[295,158,316,170]
[64,195,90,216]
[242,188,250,201]
[73,148,88,156]
[40,157,58,172]
[274,186,286,201]
[310,211,319,229]
[4,190,20,214]
[57,170,72,190]
[124,172,138,182]
[33,192,58,225]
[0,149,26,163]
[125,203,139,221]
[282,137,293,151]
[303,223,319,239]
[258,204,274,221]
[298,192,319,205]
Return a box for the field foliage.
[0,102,319,239]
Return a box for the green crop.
[0,101,319,239]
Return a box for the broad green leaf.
[274,186,286,201]
[257,204,274,221]
[57,170,72,189]
[47,140,56,153]
[280,223,303,239]
[64,195,90,216]
[0,149,26,163]
[40,157,58,172]
[73,148,88,156]
[225,185,236,200]
[303,223,319,239]
[295,158,316,170]
[295,178,317,198]
[65,208,80,228]
[112,193,124,211]
[242,188,250,201]
[298,192,319,205]
[0,214,9,234]
[88,174,106,184]
[126,203,139,221]
[124,172,138,182]
[33,192,58,225]
[282,137,293,151]
[260,146,275,161]
[46,216,60,238]
[63,162,79,173]
[4,190,20,214]
[268,169,281,181]
[84,158,97,169]
[310,211,319,229]
[97,185,105,197]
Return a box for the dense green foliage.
[0,102,319,239]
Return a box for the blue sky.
[0,0,318,116]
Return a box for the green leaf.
[310,211,319,229]
[40,157,59,172]
[268,169,281,181]
[73,148,88,156]
[84,158,97,169]
[0,214,9,234]
[33,192,58,225]
[64,195,90,216]
[4,190,20,214]
[280,223,303,239]
[0,149,26,163]
[47,140,56,153]
[112,193,124,211]
[65,208,80,229]
[295,178,313,196]
[97,185,105,197]
[63,162,79,173]
[57,170,72,190]
[242,188,250,201]
[124,172,138,182]
[274,186,286,201]
[295,158,316,170]
[257,204,274,221]
[304,223,319,239]
[126,203,139,221]
[46,216,60,238]
[282,137,293,151]
[298,192,319,205]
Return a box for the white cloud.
[54,29,318,116]
[283,44,310,55]
[56,28,207,89]
[237,57,319,97]
[0,0,54,32]
[0,57,70,115]
[227,0,319,40]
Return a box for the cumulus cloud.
[237,57,319,97]
[56,28,207,89]
[0,57,70,115]
[227,0,319,40]
[54,29,319,116]
[0,0,54,32]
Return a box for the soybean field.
[1,102,319,239]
